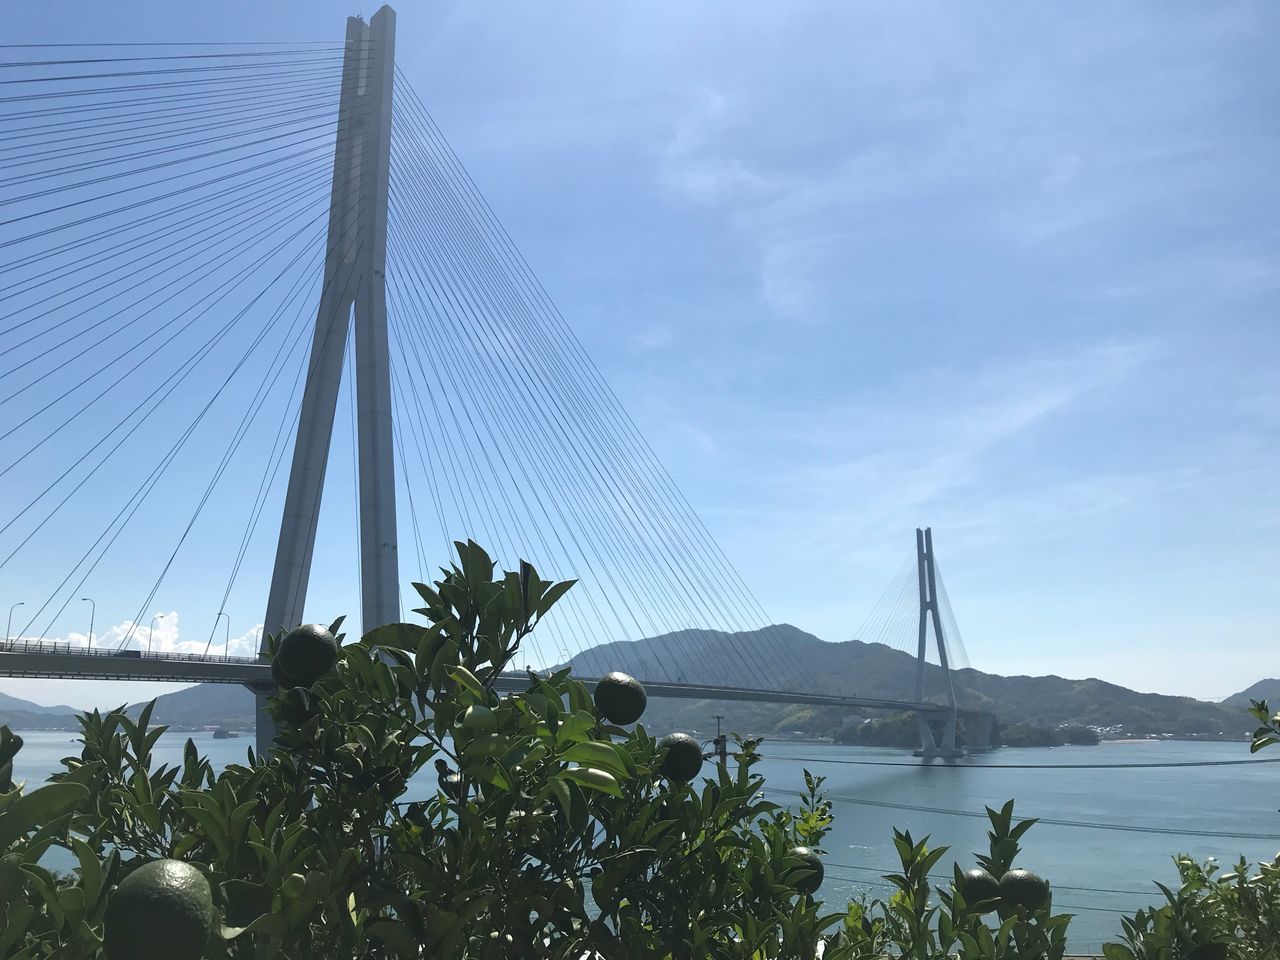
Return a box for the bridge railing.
[0,639,261,665]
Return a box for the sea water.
[11,731,1278,952]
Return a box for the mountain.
[0,691,78,716]
[1222,679,1280,709]
[126,683,255,731]
[0,625,1255,742]
[0,691,80,730]
[0,683,255,733]
[560,625,1253,741]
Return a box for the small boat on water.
[212,728,238,740]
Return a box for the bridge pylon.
[253,6,398,756]
[911,527,964,759]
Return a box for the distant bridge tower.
[912,527,965,758]
[254,6,399,754]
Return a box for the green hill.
[1222,679,1280,709]
[561,625,1252,741]
[125,683,256,731]
[0,625,1254,744]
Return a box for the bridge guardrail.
[0,639,261,665]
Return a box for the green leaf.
[362,622,428,652]
[412,581,441,607]
[1102,945,1136,960]
[0,783,87,850]
[448,665,486,701]
[547,778,572,820]
[559,767,621,797]
[536,579,577,618]
[72,838,104,906]
[366,918,421,958]
[562,741,629,780]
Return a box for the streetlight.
[81,597,95,649]
[148,613,164,655]
[216,612,230,658]
[5,602,23,645]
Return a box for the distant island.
[0,625,1260,747]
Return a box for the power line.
[767,788,1280,841]
[823,859,1160,898]
[769,754,1280,770]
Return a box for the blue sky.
[1,1,1276,708]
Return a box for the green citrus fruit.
[274,624,338,686]
[959,868,1001,912]
[594,672,647,725]
[658,733,704,783]
[998,868,1051,911]
[786,846,824,894]
[103,859,214,960]
[456,704,497,741]
[270,657,298,689]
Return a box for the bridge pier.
[965,711,996,753]
[913,707,965,759]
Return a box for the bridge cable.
[0,188,343,556]
[387,181,691,680]
[0,163,334,350]
[386,263,595,669]
[387,186,685,679]
[0,180,343,466]
[393,72,803,687]
[390,86,793,689]
[0,164,333,384]
[11,217,328,643]
[120,243,325,652]
[389,128,785,689]
[390,98,777,682]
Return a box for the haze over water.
[13,731,1277,952]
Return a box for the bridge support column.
[254,7,398,758]
[912,528,965,759]
[966,712,996,753]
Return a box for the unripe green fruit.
[998,868,1051,911]
[103,859,214,960]
[959,868,1000,912]
[594,672,647,725]
[658,733,704,783]
[274,624,338,686]
[786,846,824,895]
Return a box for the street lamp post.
[215,612,230,658]
[5,602,23,645]
[81,597,95,649]
[148,613,165,655]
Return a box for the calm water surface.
[13,731,1279,951]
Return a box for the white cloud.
[659,88,772,204]
[10,613,263,659]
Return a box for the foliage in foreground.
[0,542,1274,957]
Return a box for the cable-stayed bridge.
[0,8,992,758]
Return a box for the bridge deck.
[0,642,987,719]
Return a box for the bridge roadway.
[0,639,987,721]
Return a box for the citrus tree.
[834,800,1071,960]
[1094,700,1280,960]
[0,541,846,959]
